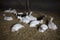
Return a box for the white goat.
[38,24,48,32]
[11,24,24,32]
[26,11,37,21]
[30,20,44,27]
[17,11,37,24]
[48,17,58,30]
[4,8,11,13]
[3,14,13,21]
[4,8,17,15]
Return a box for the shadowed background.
[0,0,60,12]
[0,0,60,40]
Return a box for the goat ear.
[50,17,54,22]
[29,11,32,15]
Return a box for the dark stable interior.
[0,0,60,40]
[0,0,60,13]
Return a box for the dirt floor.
[0,11,60,40]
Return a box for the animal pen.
[0,0,60,40]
